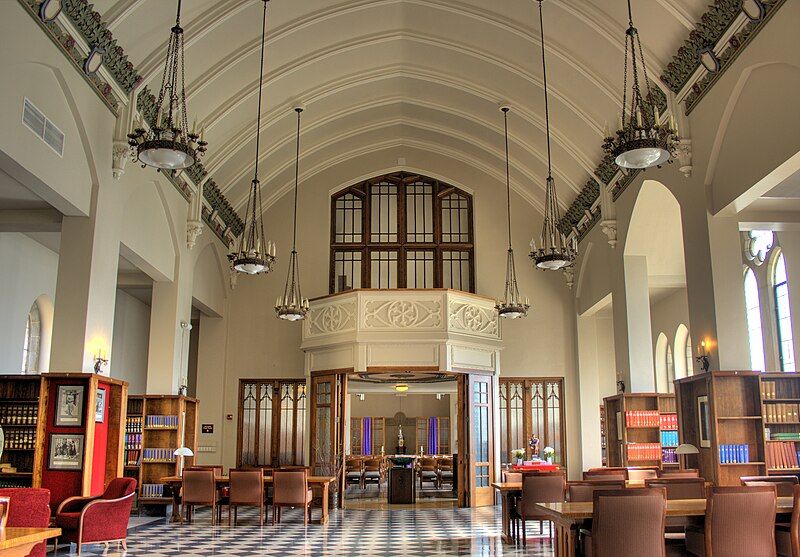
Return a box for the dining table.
[160,475,336,525]
[0,527,60,557]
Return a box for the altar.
[387,456,417,504]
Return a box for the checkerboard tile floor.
[55,506,555,556]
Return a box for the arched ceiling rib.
[90,0,711,217]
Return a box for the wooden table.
[160,475,335,525]
[0,527,60,557]
[532,497,794,557]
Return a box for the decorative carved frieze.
[305,302,357,336]
[363,300,442,329]
[448,301,498,338]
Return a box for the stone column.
[614,255,656,392]
[576,313,602,469]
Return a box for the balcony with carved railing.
[301,289,501,375]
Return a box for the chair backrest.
[503,471,522,483]
[627,467,659,482]
[182,469,216,504]
[345,458,363,472]
[102,477,138,500]
[567,480,626,502]
[437,457,452,471]
[364,458,382,472]
[741,475,799,498]
[645,478,706,500]
[705,486,776,557]
[186,465,224,478]
[658,468,700,478]
[591,488,667,557]
[0,488,50,557]
[273,470,308,506]
[584,467,628,481]
[419,457,437,470]
[229,468,264,505]
[519,471,566,517]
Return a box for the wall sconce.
[696,339,711,372]
[356,393,365,401]
[88,337,109,374]
[436,393,443,400]
[93,350,108,374]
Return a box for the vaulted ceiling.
[94,0,707,216]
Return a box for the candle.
[192,119,197,135]
[654,105,660,125]
[636,107,643,127]
[156,107,163,128]
[618,114,623,131]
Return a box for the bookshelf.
[600,405,607,466]
[0,376,45,488]
[136,396,197,508]
[603,393,677,468]
[761,372,800,474]
[123,396,143,512]
[675,371,766,486]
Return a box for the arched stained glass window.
[744,268,766,371]
[774,252,795,371]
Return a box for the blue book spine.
[744,444,750,463]
[720,445,727,463]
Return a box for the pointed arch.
[655,333,668,393]
[770,248,795,371]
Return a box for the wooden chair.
[645,477,707,500]
[228,468,264,526]
[436,457,453,489]
[272,470,312,525]
[776,484,800,557]
[186,465,225,521]
[345,457,364,490]
[518,470,566,547]
[658,468,700,478]
[181,470,219,525]
[583,487,667,557]
[567,480,626,502]
[583,467,628,481]
[742,475,799,498]
[685,485,777,557]
[627,466,660,482]
[363,457,383,491]
[417,457,438,490]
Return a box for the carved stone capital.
[601,219,617,248]
[186,219,203,250]
[676,139,692,178]
[229,268,238,290]
[563,266,575,290]
[112,141,128,180]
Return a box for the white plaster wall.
[0,233,58,373]
[111,290,150,394]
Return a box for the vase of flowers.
[511,448,525,466]
[543,446,555,464]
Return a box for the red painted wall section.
[40,379,89,511]
[90,383,110,495]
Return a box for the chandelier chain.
[291,108,302,251]
[253,0,268,181]
[502,108,512,250]
[537,0,552,179]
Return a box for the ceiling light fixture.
[529,0,577,271]
[127,0,206,170]
[394,384,409,393]
[603,0,679,169]
[495,106,530,320]
[228,0,275,276]
[275,106,309,321]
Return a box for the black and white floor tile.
[54,506,555,556]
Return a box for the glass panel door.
[467,374,494,507]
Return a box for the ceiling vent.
[22,98,64,157]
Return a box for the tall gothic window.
[21,302,41,373]
[773,252,795,371]
[330,172,474,293]
[744,268,766,371]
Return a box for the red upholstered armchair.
[55,478,137,556]
[0,488,50,557]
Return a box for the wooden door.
[466,373,495,507]
[309,372,348,505]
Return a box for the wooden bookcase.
[123,396,144,512]
[604,393,677,469]
[760,372,800,475]
[600,405,607,466]
[0,375,45,488]
[675,371,766,486]
[136,395,198,508]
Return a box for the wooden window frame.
[236,379,307,468]
[498,377,567,470]
[330,172,475,293]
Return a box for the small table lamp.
[675,443,699,470]
[174,447,194,476]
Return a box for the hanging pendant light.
[127,0,206,170]
[603,0,679,169]
[495,106,530,320]
[529,0,577,271]
[228,0,275,275]
[275,107,309,321]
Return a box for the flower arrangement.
[543,446,555,463]
[511,448,526,462]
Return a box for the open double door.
[309,369,496,508]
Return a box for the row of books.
[659,413,678,431]
[719,444,751,464]
[145,415,179,428]
[125,433,142,450]
[141,484,165,498]
[660,430,679,448]
[762,380,800,400]
[764,403,800,423]
[769,431,800,441]
[626,443,661,461]
[766,441,800,469]
[126,416,143,434]
[0,404,38,426]
[0,383,38,400]
[141,448,176,462]
[3,430,36,450]
[124,449,141,467]
[625,411,660,428]
[662,448,678,464]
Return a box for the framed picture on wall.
[55,385,85,426]
[95,388,106,423]
[697,395,711,448]
[48,433,84,470]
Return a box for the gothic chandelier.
[603,0,679,169]
[275,107,309,321]
[127,0,206,170]
[529,0,577,271]
[228,0,275,275]
[495,107,530,320]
